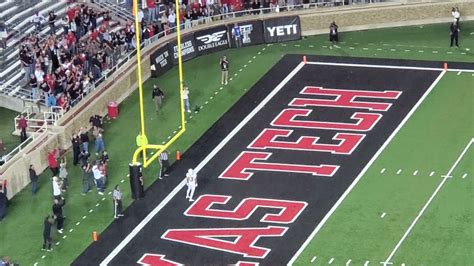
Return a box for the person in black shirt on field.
[450,20,460,48]
[329,21,339,48]
[42,214,55,251]
[220,56,229,85]
[29,164,38,195]
[79,127,90,154]
[152,85,165,112]
[71,134,81,165]
[52,199,64,234]
[89,114,103,128]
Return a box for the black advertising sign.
[263,16,301,43]
[228,20,264,48]
[150,44,172,77]
[194,25,229,56]
[168,34,197,64]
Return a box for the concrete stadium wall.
[1,0,473,199]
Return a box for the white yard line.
[289,70,446,265]
[100,62,306,265]
[306,61,474,73]
[383,138,474,264]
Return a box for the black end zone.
[73,55,446,265]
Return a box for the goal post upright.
[130,0,186,170]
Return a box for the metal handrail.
[0,123,47,167]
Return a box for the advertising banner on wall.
[227,20,264,48]
[168,34,197,64]
[263,16,301,43]
[194,25,230,56]
[150,44,173,77]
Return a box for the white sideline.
[306,61,474,73]
[288,69,446,265]
[382,138,474,265]
[99,62,306,265]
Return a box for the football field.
[294,71,474,266]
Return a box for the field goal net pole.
[130,0,186,193]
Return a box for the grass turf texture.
[0,108,20,157]
[0,21,472,265]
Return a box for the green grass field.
[0,21,472,265]
[0,108,20,156]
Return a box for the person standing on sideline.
[17,114,28,143]
[183,85,191,113]
[42,214,55,251]
[220,56,229,85]
[48,149,59,176]
[93,126,105,156]
[329,21,339,48]
[92,161,105,195]
[158,150,170,179]
[152,85,164,112]
[71,134,81,165]
[30,164,39,195]
[79,127,90,154]
[113,185,124,219]
[81,163,92,195]
[231,24,242,48]
[58,157,68,190]
[52,199,64,234]
[450,20,460,48]
[52,176,62,201]
[185,168,198,201]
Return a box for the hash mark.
[432,51,438,53]
[363,48,369,50]
[76,222,80,226]
[457,71,462,75]
[349,47,355,50]
[429,171,435,177]
[329,258,335,264]
[82,216,87,219]
[380,168,386,174]
[462,173,468,179]
[96,203,100,207]
[418,50,424,53]
[89,209,93,213]
[41,255,46,259]
[56,241,61,245]
[346,259,352,265]
[311,256,317,263]
[364,261,370,266]
[381,212,387,218]
[396,169,402,175]
[404,49,411,52]
[376,48,382,51]
[413,170,418,176]
[62,235,67,239]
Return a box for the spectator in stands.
[160,11,169,31]
[92,161,105,195]
[168,10,177,31]
[42,214,55,251]
[138,8,145,24]
[48,149,59,176]
[147,0,157,22]
[0,20,7,49]
[17,114,28,143]
[61,16,69,35]
[0,256,10,265]
[329,21,339,48]
[29,165,39,195]
[47,93,57,107]
[31,11,46,32]
[52,199,64,234]
[79,127,90,154]
[232,23,242,48]
[20,47,33,86]
[30,74,39,101]
[48,11,57,34]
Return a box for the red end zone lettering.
[162,226,288,258]
[185,194,307,224]
[290,86,402,111]
[248,128,365,154]
[219,151,339,180]
[137,253,181,266]
[271,108,382,131]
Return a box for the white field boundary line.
[288,69,446,265]
[306,61,474,73]
[383,137,474,265]
[100,62,306,265]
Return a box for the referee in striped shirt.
[158,150,170,179]
[113,185,124,219]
